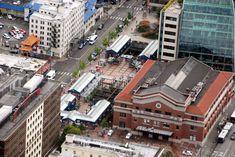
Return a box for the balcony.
[132,110,183,122]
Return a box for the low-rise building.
[49,134,160,157]
[113,57,234,145]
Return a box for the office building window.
[163,52,174,57]
[165,24,176,29]
[163,122,170,128]
[166,16,177,21]
[155,110,161,114]
[191,116,198,121]
[121,104,127,108]
[164,38,175,43]
[120,113,126,117]
[164,45,175,50]
[190,125,195,130]
[165,112,172,116]
[165,31,176,36]
[145,108,152,112]
[119,121,125,128]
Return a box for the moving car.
[98,24,104,30]
[7,14,13,20]
[3,33,10,39]
[230,132,235,140]
[125,133,132,139]
[107,129,114,136]
[88,35,98,45]
[182,150,193,156]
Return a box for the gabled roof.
[69,72,95,94]
[136,84,187,104]
[186,71,233,115]
[108,35,131,54]
[139,40,158,59]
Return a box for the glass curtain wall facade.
[178,0,234,71]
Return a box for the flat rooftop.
[0,67,26,91]
[0,80,60,140]
[63,134,160,157]
[0,54,47,72]
[165,1,182,14]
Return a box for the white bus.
[89,35,98,45]
[231,110,235,123]
[223,122,233,131]
[218,129,229,143]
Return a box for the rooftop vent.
[190,82,204,102]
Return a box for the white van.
[46,70,56,80]
[89,35,98,45]
[7,14,13,20]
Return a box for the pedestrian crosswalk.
[120,5,143,11]
[57,71,72,76]
[109,16,125,21]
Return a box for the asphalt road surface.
[52,0,143,84]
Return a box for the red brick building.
[113,57,234,145]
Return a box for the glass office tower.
[178,0,234,71]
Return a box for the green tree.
[64,124,81,135]
[72,69,80,77]
[116,26,122,33]
[79,60,86,70]
[95,47,102,55]
[161,150,174,157]
[100,118,108,128]
[109,31,118,40]
[102,38,110,47]
[123,18,129,26]
[127,12,133,20]
[88,54,93,62]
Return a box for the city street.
[52,0,144,84]
[199,96,235,157]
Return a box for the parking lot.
[0,14,29,51]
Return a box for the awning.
[136,126,173,136]
[21,34,40,46]
[19,46,32,51]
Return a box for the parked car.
[182,150,193,156]
[15,44,20,49]
[5,41,9,47]
[98,24,104,30]
[78,40,87,49]
[13,34,21,40]
[107,129,114,136]
[10,49,19,54]
[125,133,132,139]
[19,29,26,34]
[230,132,235,140]
[3,33,10,39]
[0,23,4,29]
[12,26,19,31]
